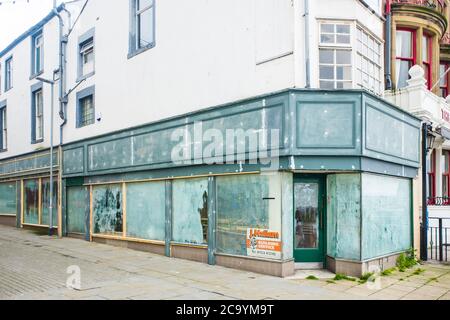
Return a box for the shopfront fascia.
[60,89,420,277]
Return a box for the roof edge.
[0,3,64,58]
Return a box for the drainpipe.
[304,0,311,88]
[54,5,68,146]
[421,123,429,261]
[385,0,393,90]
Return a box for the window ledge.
[29,70,44,81]
[76,123,95,129]
[0,148,7,153]
[76,71,95,83]
[4,87,13,93]
[31,139,44,145]
[127,43,155,60]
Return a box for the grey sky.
[0,0,63,51]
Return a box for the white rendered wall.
[0,16,61,159]
[0,0,384,159]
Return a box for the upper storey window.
[318,22,383,94]
[4,57,12,92]
[31,31,44,77]
[356,27,383,94]
[77,28,95,81]
[319,23,352,89]
[129,0,155,58]
[422,34,432,89]
[395,29,415,89]
[440,63,449,98]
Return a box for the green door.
[293,175,326,263]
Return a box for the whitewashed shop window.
[319,22,352,89]
[356,26,383,94]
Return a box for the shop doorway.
[293,175,326,265]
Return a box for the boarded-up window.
[93,185,123,235]
[41,178,58,227]
[0,182,16,215]
[172,178,208,245]
[216,175,270,256]
[24,179,39,225]
[67,186,87,234]
[126,181,165,241]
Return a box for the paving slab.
[1,225,450,300]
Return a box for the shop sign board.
[246,228,282,259]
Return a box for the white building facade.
[0,0,421,277]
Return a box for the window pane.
[320,34,334,44]
[395,59,411,89]
[321,24,334,33]
[320,66,334,80]
[24,179,39,225]
[336,66,352,80]
[126,181,165,241]
[422,36,429,62]
[138,6,154,48]
[216,175,271,256]
[396,30,412,58]
[320,81,335,89]
[0,182,16,215]
[336,34,350,44]
[138,0,153,10]
[336,25,350,34]
[440,64,448,86]
[67,186,87,234]
[80,96,94,127]
[336,50,351,64]
[319,49,334,64]
[93,184,123,235]
[41,178,58,227]
[172,178,208,245]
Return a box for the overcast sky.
[0,0,64,51]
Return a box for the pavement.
[0,225,449,300]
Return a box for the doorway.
[293,175,326,265]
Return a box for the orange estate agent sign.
[246,228,282,259]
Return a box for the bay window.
[395,29,416,89]
[319,23,352,89]
[422,34,432,89]
[440,63,449,98]
[356,27,383,94]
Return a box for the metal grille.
[80,96,94,127]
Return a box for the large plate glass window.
[93,184,123,235]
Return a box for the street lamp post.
[37,77,55,236]
[421,123,437,261]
